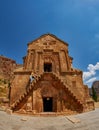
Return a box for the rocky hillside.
[0,79,9,105]
[90,81,99,101]
[0,55,21,106]
[92,81,99,94]
[0,55,17,80]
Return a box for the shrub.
[92,86,97,102]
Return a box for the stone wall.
[10,72,30,104]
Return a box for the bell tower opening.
[44,63,52,72]
[43,97,53,112]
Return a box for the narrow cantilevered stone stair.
[11,72,84,112]
[52,73,84,110]
[11,74,43,111]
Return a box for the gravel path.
[0,108,99,130]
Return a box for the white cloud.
[86,77,97,84]
[83,71,95,80]
[83,62,99,80]
[88,62,99,71]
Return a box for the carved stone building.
[10,34,94,115]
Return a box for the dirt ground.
[95,102,99,108]
[0,102,99,130]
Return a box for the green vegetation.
[0,78,9,85]
[0,87,7,97]
[92,86,97,102]
[0,78,9,97]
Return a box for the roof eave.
[27,33,68,46]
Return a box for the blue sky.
[0,0,99,87]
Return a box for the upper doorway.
[44,63,52,72]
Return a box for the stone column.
[32,91,37,113]
[29,51,33,70]
[36,52,40,73]
[39,52,43,74]
[59,50,67,72]
[65,50,71,70]
[26,50,31,69]
[57,100,61,112]
[26,49,34,70]
[30,50,35,70]
[34,51,38,72]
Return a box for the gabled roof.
[28,33,68,46]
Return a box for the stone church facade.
[10,34,94,115]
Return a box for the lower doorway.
[43,97,53,112]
